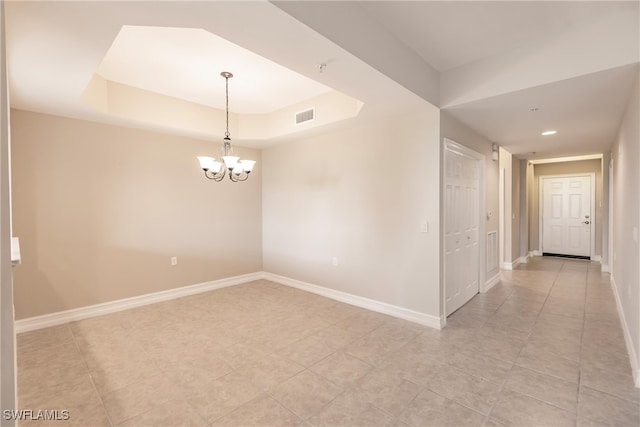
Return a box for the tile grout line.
[20,261,631,427]
[575,263,592,425]
[435,272,516,426]
[67,323,116,427]
[399,276,515,426]
[483,259,566,424]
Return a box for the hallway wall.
[518,160,528,262]
[611,70,639,384]
[0,2,17,419]
[511,157,521,263]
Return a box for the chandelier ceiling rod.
[197,71,256,182]
[223,71,231,141]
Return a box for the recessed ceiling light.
[541,130,557,136]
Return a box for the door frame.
[538,173,596,258]
[607,158,613,273]
[442,138,486,322]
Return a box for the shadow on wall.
[13,245,259,320]
[10,110,263,320]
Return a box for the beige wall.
[511,157,521,263]
[601,153,611,269]
[498,148,512,267]
[517,160,529,260]
[262,108,442,318]
[611,71,639,377]
[529,159,603,257]
[11,110,263,319]
[1,2,17,418]
[526,161,535,257]
[440,112,500,279]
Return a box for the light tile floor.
[16,258,640,426]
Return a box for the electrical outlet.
[332,256,339,266]
[171,256,178,266]
[421,221,429,233]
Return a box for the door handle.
[583,221,590,225]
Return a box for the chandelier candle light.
[197,72,256,182]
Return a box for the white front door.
[445,147,480,316]
[542,176,592,257]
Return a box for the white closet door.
[445,148,480,316]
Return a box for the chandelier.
[197,71,255,182]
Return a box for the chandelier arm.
[204,170,225,182]
[231,172,247,182]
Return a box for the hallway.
[446,257,639,425]
[16,258,639,426]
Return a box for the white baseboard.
[16,271,445,333]
[531,250,542,257]
[503,255,530,271]
[592,255,602,262]
[610,275,640,388]
[15,272,264,333]
[483,273,501,293]
[601,264,611,273]
[264,272,444,330]
[502,259,519,271]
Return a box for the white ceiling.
[4,1,428,146]
[445,64,639,157]
[5,1,640,159]
[346,1,639,159]
[358,1,621,72]
[97,25,331,114]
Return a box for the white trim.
[264,272,444,330]
[592,255,602,262]
[503,255,529,271]
[539,173,596,257]
[499,167,505,273]
[15,272,264,333]
[502,258,522,271]
[531,250,542,257]
[610,275,640,388]
[601,264,611,273]
[608,157,614,275]
[15,271,447,334]
[529,154,603,165]
[483,273,501,293]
